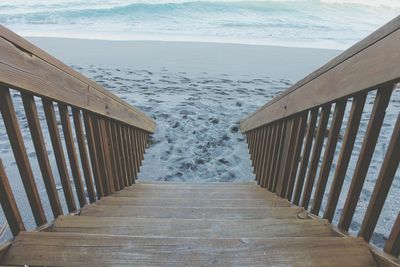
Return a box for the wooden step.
[1,232,377,266]
[51,216,338,238]
[112,189,274,199]
[80,205,305,219]
[96,195,291,207]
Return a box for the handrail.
[240,16,400,260]
[0,25,155,133]
[240,15,400,133]
[0,27,153,241]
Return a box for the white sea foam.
[1,0,399,49]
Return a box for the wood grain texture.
[0,26,155,132]
[80,205,304,220]
[0,87,46,226]
[0,158,25,236]
[21,92,63,218]
[43,99,77,213]
[51,216,338,238]
[1,232,377,267]
[240,17,400,132]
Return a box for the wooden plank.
[106,120,120,191]
[0,158,25,236]
[52,216,338,238]
[91,115,110,196]
[339,87,393,231]
[127,127,137,183]
[42,99,77,212]
[384,212,400,257]
[113,189,276,200]
[311,100,346,215]
[21,92,63,218]
[98,118,115,193]
[80,205,305,220]
[110,122,124,189]
[272,120,289,193]
[358,113,400,242]
[0,26,155,132]
[82,111,103,199]
[0,87,46,226]
[116,124,128,187]
[276,118,294,196]
[123,183,270,193]
[268,122,283,190]
[1,232,378,267]
[122,125,133,185]
[301,105,331,209]
[286,112,308,201]
[96,196,290,208]
[255,127,267,183]
[132,128,141,180]
[293,109,318,205]
[240,19,400,132]
[59,103,87,208]
[323,94,367,222]
[259,126,272,186]
[72,108,96,203]
[261,124,276,188]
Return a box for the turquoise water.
[1,0,399,49]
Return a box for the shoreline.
[27,37,342,82]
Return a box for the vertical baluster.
[91,115,110,196]
[384,212,400,257]
[82,111,103,198]
[0,158,25,236]
[122,125,133,185]
[253,129,262,171]
[286,112,308,201]
[98,118,115,194]
[263,123,277,188]
[117,123,128,186]
[257,127,269,185]
[311,100,346,215]
[278,117,300,198]
[259,126,272,186]
[59,104,87,208]
[127,127,137,183]
[21,93,62,218]
[358,112,400,242]
[0,88,46,226]
[254,127,266,183]
[339,87,393,231]
[43,99,76,212]
[72,108,96,203]
[106,120,119,191]
[110,121,124,190]
[133,128,141,178]
[272,120,288,193]
[268,122,283,191]
[301,105,331,209]
[293,108,318,205]
[130,128,139,180]
[323,94,367,222]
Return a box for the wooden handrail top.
[0,25,156,133]
[240,15,400,132]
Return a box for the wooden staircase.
[1,182,378,266]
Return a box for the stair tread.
[96,195,291,207]
[1,232,377,267]
[80,205,305,219]
[51,215,338,238]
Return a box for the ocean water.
[0,0,399,49]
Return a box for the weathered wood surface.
[51,216,338,238]
[240,16,400,132]
[0,25,155,132]
[0,182,384,266]
[96,196,290,207]
[1,232,377,267]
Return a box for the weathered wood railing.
[241,16,400,259]
[0,26,155,238]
